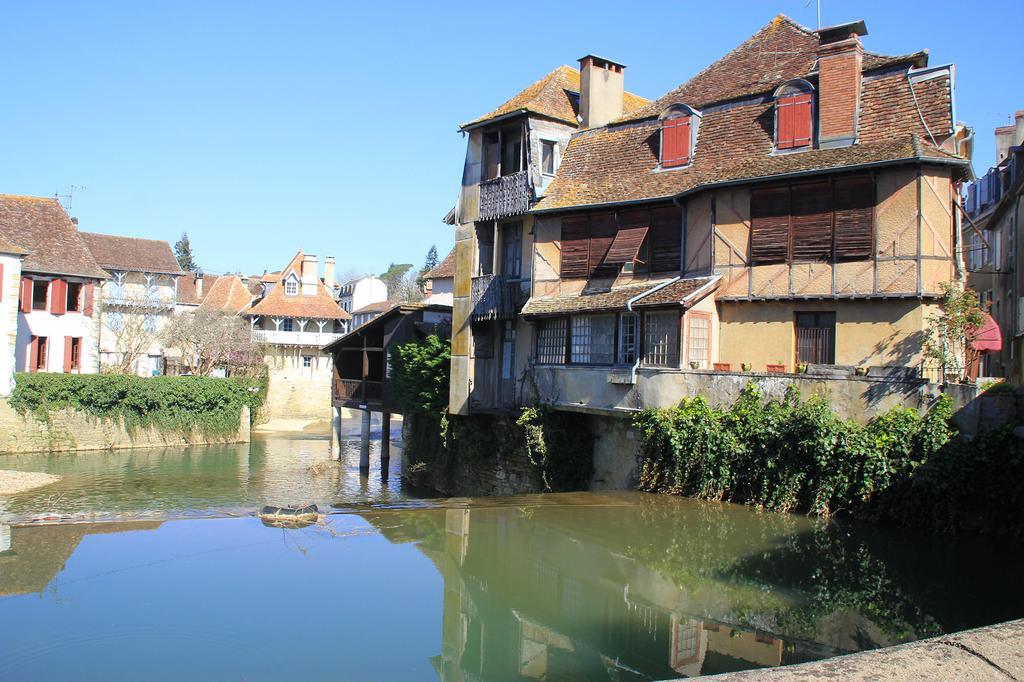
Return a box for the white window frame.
[284,275,299,296]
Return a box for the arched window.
[659,104,701,169]
[774,80,814,150]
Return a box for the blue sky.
[1,1,1021,277]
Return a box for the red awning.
[971,313,1002,352]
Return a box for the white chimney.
[324,256,336,291]
[578,55,626,129]
[195,274,204,299]
[301,254,318,296]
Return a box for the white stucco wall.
[0,255,23,395]
[15,298,100,374]
[425,277,454,306]
[97,272,178,375]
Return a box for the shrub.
[9,372,266,438]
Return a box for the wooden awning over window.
[603,226,649,264]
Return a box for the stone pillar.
[331,405,342,460]
[380,412,391,479]
[0,524,10,553]
[359,409,371,473]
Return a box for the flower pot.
[797,363,808,374]
[855,366,868,376]
[741,363,751,372]
[689,361,700,370]
[766,364,785,374]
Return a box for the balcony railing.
[470,275,527,322]
[478,170,530,221]
[102,294,175,310]
[333,377,384,404]
[251,329,345,347]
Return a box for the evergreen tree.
[417,245,439,289]
[174,232,197,272]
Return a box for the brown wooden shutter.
[560,215,590,278]
[604,226,649,264]
[649,205,682,272]
[83,283,95,317]
[588,212,617,278]
[29,336,38,372]
[50,279,67,315]
[20,278,32,313]
[790,181,833,261]
[63,336,73,373]
[834,175,875,260]
[751,185,791,263]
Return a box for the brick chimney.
[815,21,867,149]
[301,254,318,296]
[578,55,626,129]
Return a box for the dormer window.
[659,104,700,169]
[284,274,299,296]
[774,80,814,150]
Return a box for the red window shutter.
[29,336,38,372]
[63,336,73,373]
[20,278,33,313]
[661,116,691,167]
[777,94,812,149]
[51,279,67,315]
[560,215,590,278]
[83,283,95,317]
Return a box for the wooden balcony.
[333,376,384,405]
[478,170,530,221]
[471,275,526,322]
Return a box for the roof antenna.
[804,0,821,29]
[54,185,87,212]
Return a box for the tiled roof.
[537,65,963,212]
[197,275,253,314]
[619,15,928,122]
[352,300,395,315]
[0,195,108,279]
[176,274,217,306]
[522,276,718,317]
[243,251,350,320]
[425,247,455,280]
[81,232,184,274]
[0,234,27,256]
[461,65,649,130]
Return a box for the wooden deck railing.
[333,377,384,404]
[478,170,530,221]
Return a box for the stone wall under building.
[261,347,333,422]
[0,399,251,454]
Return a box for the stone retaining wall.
[0,398,251,454]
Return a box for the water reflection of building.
[361,503,799,680]
[0,521,162,597]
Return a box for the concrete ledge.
[705,618,1024,681]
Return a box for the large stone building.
[963,111,1024,380]
[0,196,108,380]
[243,251,350,421]
[448,16,970,416]
[81,232,185,376]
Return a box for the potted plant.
[741,362,752,372]
[689,360,700,369]
[855,366,868,376]
[797,362,808,373]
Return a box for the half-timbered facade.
[449,16,970,415]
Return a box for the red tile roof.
[81,232,184,274]
[176,274,217,306]
[0,234,27,256]
[425,247,455,280]
[244,251,350,320]
[197,275,252,314]
[461,65,649,130]
[537,28,962,213]
[0,195,107,279]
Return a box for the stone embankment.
[0,399,251,454]
[708,618,1024,681]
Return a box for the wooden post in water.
[359,408,371,473]
[331,405,343,460]
[380,412,391,479]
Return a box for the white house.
[0,236,27,395]
[0,196,108,376]
[423,247,454,306]
[81,232,185,376]
[338,275,388,316]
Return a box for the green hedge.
[634,383,1023,537]
[9,373,267,438]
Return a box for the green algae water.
[1,435,1022,680]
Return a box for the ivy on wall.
[9,373,266,439]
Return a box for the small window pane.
[687,315,710,368]
[571,314,614,365]
[535,318,566,364]
[541,141,556,175]
[570,316,592,363]
[618,313,638,364]
[643,311,679,367]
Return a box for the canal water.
[1,432,1022,680]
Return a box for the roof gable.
[197,275,253,314]
[0,195,107,279]
[243,252,350,320]
[425,247,455,280]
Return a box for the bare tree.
[163,310,266,377]
[102,305,163,374]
